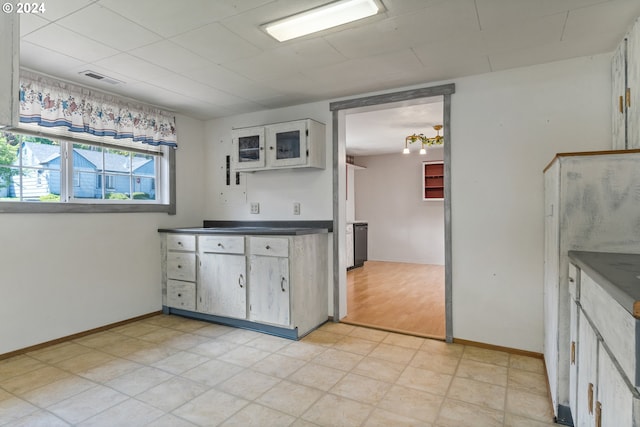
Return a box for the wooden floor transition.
[342,260,445,339]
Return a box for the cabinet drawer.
[167,280,196,311]
[167,253,196,281]
[249,237,289,257]
[198,235,245,254]
[167,234,196,252]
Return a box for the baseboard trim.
[0,311,162,361]
[452,338,544,359]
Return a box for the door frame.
[330,83,455,342]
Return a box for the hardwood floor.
[342,261,445,339]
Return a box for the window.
[70,143,157,201]
[0,132,173,212]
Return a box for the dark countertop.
[569,251,640,318]
[158,226,328,236]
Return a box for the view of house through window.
[0,132,158,203]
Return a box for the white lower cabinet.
[161,231,328,338]
[167,280,196,311]
[249,253,290,326]
[198,252,247,319]
[575,309,598,427]
[569,297,579,423]
[346,223,354,269]
[163,234,197,310]
[569,259,640,427]
[597,345,636,427]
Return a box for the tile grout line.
[1,316,554,426]
[433,342,465,425]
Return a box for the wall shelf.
[423,161,444,200]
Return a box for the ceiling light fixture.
[403,125,444,155]
[263,0,382,42]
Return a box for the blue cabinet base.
[163,306,318,340]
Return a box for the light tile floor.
[0,315,556,426]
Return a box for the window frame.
[0,132,176,214]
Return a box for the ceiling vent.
[79,70,123,85]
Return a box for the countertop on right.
[569,250,640,318]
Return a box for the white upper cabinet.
[612,17,640,149]
[232,119,325,171]
[232,126,266,170]
[612,39,627,150]
[0,12,19,128]
[627,18,640,150]
[266,120,309,168]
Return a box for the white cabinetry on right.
[543,151,640,422]
[231,119,325,172]
[612,16,640,149]
[568,257,640,427]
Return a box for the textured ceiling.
[19,0,640,122]
[345,97,443,156]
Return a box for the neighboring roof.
[22,141,60,164]
[22,141,153,173]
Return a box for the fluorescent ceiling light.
[263,0,382,42]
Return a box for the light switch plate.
[250,202,260,214]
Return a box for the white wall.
[354,148,445,265]
[204,104,333,221]
[204,103,335,315]
[0,114,206,354]
[449,54,611,351]
[3,52,611,356]
[201,53,611,353]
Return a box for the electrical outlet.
[293,202,300,215]
[250,202,260,214]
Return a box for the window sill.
[0,201,176,214]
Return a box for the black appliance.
[353,222,368,268]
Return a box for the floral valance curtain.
[18,70,177,149]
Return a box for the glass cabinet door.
[266,120,307,168]
[232,126,265,170]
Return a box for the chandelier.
[403,125,443,155]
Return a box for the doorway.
[330,84,455,342]
[341,98,445,338]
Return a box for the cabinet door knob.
[177,265,182,269]
[177,293,182,297]
[239,273,245,288]
[269,146,274,150]
[177,241,183,246]
[265,245,271,250]
[569,277,574,283]
[281,277,286,292]
[217,243,223,247]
